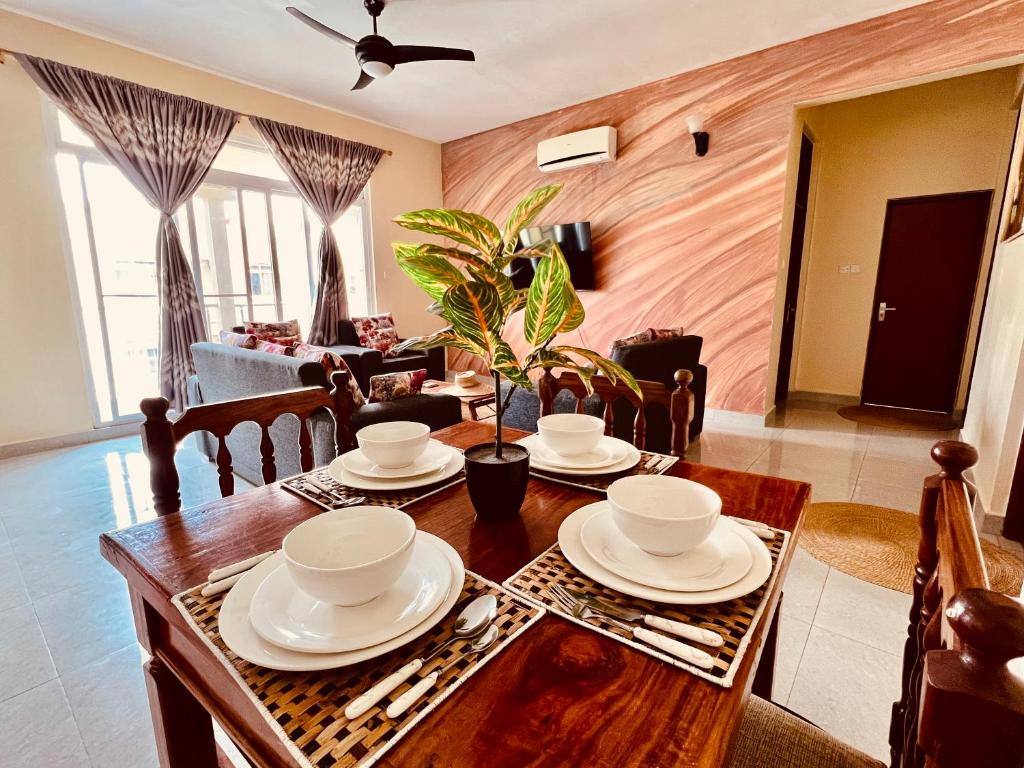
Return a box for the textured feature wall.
[441,0,1024,414]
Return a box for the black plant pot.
[463,442,530,520]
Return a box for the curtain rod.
[0,48,393,156]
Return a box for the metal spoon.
[385,624,500,718]
[343,594,498,719]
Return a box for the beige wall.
[963,80,1024,522]
[790,69,1019,403]
[0,10,443,447]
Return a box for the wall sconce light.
[686,115,709,157]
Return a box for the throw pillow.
[608,330,653,355]
[244,319,301,344]
[649,326,686,341]
[254,339,294,356]
[292,343,366,407]
[351,313,400,357]
[369,369,427,403]
[219,330,258,349]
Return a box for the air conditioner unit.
[536,126,617,173]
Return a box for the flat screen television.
[508,221,595,290]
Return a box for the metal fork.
[547,585,715,669]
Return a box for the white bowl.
[537,413,605,456]
[607,475,722,557]
[357,421,430,468]
[282,506,416,606]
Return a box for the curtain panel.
[17,54,237,411]
[249,116,384,346]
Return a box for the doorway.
[860,191,992,414]
[775,133,814,405]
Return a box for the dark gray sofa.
[499,334,707,453]
[231,320,445,396]
[187,342,461,486]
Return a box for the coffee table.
[423,378,496,421]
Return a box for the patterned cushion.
[368,369,427,403]
[649,326,685,341]
[244,319,302,344]
[292,343,366,407]
[254,339,294,356]
[351,313,400,357]
[609,330,653,354]
[727,697,883,768]
[219,330,258,349]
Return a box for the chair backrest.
[891,440,1024,768]
[140,370,355,516]
[538,368,694,456]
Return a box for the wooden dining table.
[100,421,809,768]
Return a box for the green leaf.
[500,184,562,260]
[556,284,585,333]
[442,281,502,360]
[400,242,489,269]
[393,243,467,301]
[523,244,570,347]
[492,239,553,273]
[491,339,531,388]
[552,346,642,399]
[394,209,500,256]
[393,329,484,357]
[530,349,597,396]
[506,288,529,316]
[425,301,444,316]
[467,265,516,316]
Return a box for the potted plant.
[391,184,639,519]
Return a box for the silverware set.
[548,584,719,670]
[642,454,676,473]
[201,550,276,596]
[287,475,366,508]
[727,516,776,540]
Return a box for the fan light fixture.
[686,115,710,157]
[362,61,394,78]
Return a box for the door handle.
[877,302,896,322]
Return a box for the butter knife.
[565,588,724,647]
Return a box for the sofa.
[187,342,462,486]
[231,319,445,396]
[499,334,707,453]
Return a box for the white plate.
[558,501,772,604]
[250,534,451,653]
[580,511,753,592]
[519,434,641,476]
[219,533,464,671]
[340,440,453,480]
[327,446,465,491]
[528,436,628,470]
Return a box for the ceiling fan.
[286,0,476,90]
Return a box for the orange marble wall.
[441,0,1024,414]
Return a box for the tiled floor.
[0,406,1020,766]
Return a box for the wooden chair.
[538,368,694,456]
[728,440,1024,768]
[140,370,355,516]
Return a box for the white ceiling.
[4,0,931,143]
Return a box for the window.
[52,110,375,424]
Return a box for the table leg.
[145,656,219,768]
[752,592,782,700]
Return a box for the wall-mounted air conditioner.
[536,126,617,173]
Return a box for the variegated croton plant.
[391,183,640,459]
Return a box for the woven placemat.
[173,571,543,768]
[283,464,466,511]
[503,526,788,687]
[527,449,679,493]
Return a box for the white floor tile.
[0,541,30,612]
[812,568,911,654]
[0,680,90,767]
[780,546,829,623]
[858,452,935,490]
[0,603,57,701]
[771,614,811,707]
[787,626,902,762]
[63,644,158,768]
[852,479,921,513]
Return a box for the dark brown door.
[861,191,992,414]
[776,133,814,405]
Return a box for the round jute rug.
[836,405,959,431]
[802,502,1023,595]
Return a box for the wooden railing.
[890,440,1024,768]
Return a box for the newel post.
[670,369,694,458]
[139,397,181,517]
[539,368,557,417]
[329,370,355,455]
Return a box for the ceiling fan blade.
[286,6,357,48]
[386,45,476,65]
[351,70,375,90]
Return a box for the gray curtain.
[17,54,237,410]
[250,116,384,346]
